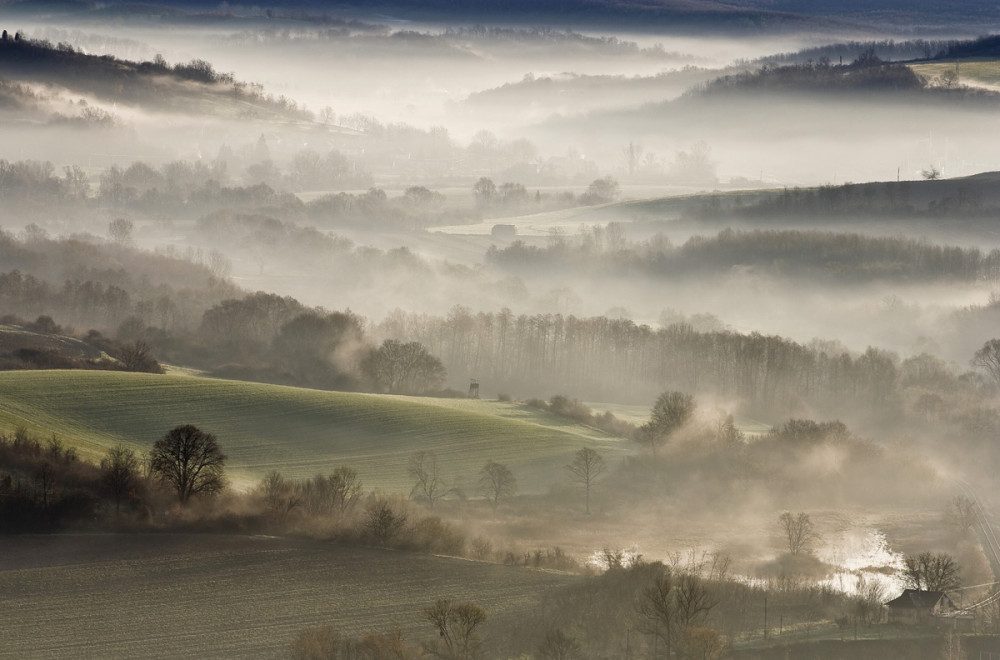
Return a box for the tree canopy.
[150,424,226,504]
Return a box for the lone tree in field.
[424,599,487,660]
[903,552,961,593]
[566,447,605,514]
[150,424,226,504]
[101,444,140,517]
[971,338,1000,390]
[779,511,818,555]
[637,391,695,455]
[478,460,516,513]
[409,450,447,508]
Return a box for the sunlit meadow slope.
[0,370,631,492]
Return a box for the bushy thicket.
[525,394,636,437]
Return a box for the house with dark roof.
[886,589,954,625]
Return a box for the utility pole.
[764,593,768,640]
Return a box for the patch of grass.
[909,60,1000,88]
[0,371,631,492]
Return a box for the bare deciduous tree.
[257,470,299,524]
[300,466,363,517]
[636,567,676,659]
[101,444,139,517]
[779,511,818,555]
[903,552,961,593]
[949,495,978,535]
[537,628,580,660]
[674,573,718,628]
[150,424,226,505]
[478,460,516,513]
[409,450,446,508]
[330,465,363,513]
[423,599,486,660]
[972,339,1000,389]
[107,217,134,247]
[566,447,605,514]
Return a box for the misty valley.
[4,1,1000,659]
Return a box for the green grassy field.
[0,370,631,492]
[0,533,574,659]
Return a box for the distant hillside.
[619,172,1000,223]
[1,0,817,32]
[0,370,631,492]
[0,36,311,121]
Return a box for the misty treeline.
[8,224,1000,432]
[0,34,310,120]
[696,55,927,96]
[682,178,1000,222]
[689,40,1000,101]
[488,226,1000,284]
[0,151,601,230]
[758,39,945,66]
[227,22,687,60]
[377,305,1000,430]
[0,232,449,393]
[0,228,238,331]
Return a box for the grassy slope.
[910,59,1000,90]
[0,370,631,492]
[0,533,575,659]
[0,325,107,359]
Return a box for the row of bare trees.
[376,307,913,415]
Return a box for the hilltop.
[0,36,312,123]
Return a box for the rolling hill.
[0,370,633,492]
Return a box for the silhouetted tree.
[637,391,695,455]
[903,552,961,592]
[257,470,299,524]
[361,339,446,394]
[101,444,139,517]
[408,450,446,508]
[150,425,226,504]
[636,567,677,658]
[537,629,581,660]
[779,511,818,555]
[472,177,496,208]
[116,339,163,373]
[972,338,1000,390]
[107,217,134,247]
[478,460,515,513]
[579,176,619,205]
[423,599,486,660]
[566,447,605,514]
[363,496,408,545]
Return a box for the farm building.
[886,589,954,625]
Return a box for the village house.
[886,589,955,625]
